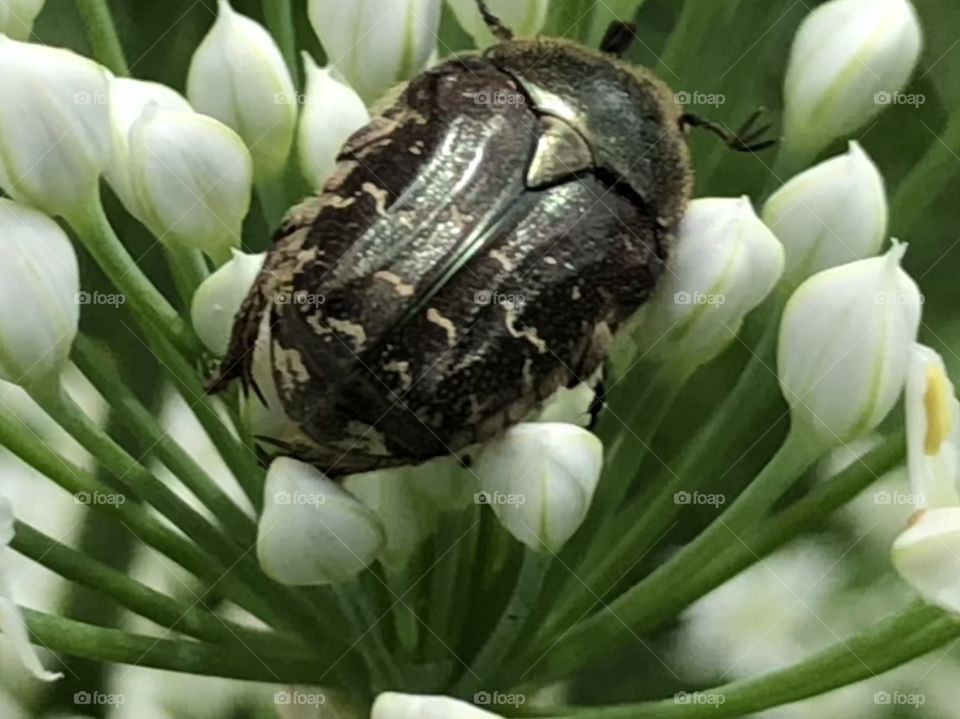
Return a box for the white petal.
[190,249,265,355]
[474,423,602,553]
[893,508,960,614]
[257,458,384,585]
[372,692,504,719]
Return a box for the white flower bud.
[0,36,112,216]
[0,495,63,680]
[0,199,79,388]
[372,692,503,719]
[128,108,253,260]
[105,76,192,219]
[904,345,960,508]
[190,250,265,355]
[778,243,922,448]
[307,0,442,102]
[187,0,297,182]
[763,142,887,287]
[474,423,603,553]
[447,0,549,46]
[631,197,784,374]
[298,52,370,191]
[0,0,45,41]
[783,0,922,161]
[892,508,960,614]
[257,458,384,586]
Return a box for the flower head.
[474,423,603,553]
[191,249,265,355]
[0,199,79,388]
[783,0,923,161]
[372,692,503,718]
[257,458,385,586]
[307,0,441,102]
[0,36,112,216]
[630,197,784,376]
[447,0,549,45]
[298,52,370,191]
[128,107,253,260]
[778,243,922,448]
[187,0,297,182]
[763,142,887,287]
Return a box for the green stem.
[0,403,278,626]
[256,176,291,232]
[541,321,779,642]
[72,335,257,545]
[65,194,202,358]
[524,427,822,687]
[29,382,346,662]
[74,0,128,75]
[891,109,960,237]
[10,521,305,655]
[261,0,300,87]
[139,324,265,510]
[535,603,956,719]
[165,246,210,309]
[454,549,552,697]
[21,609,328,684]
[334,583,403,692]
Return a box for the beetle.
[212,1,775,477]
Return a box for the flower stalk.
[75,0,129,74]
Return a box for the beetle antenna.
[476,0,513,42]
[600,21,638,57]
[680,110,779,153]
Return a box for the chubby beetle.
[213,1,775,477]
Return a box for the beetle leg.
[680,110,779,153]
[476,0,514,42]
[600,21,638,57]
